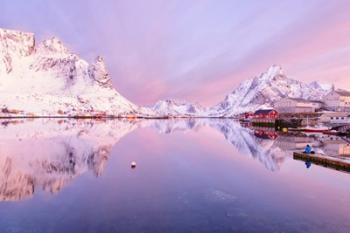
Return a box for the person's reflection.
[305,160,312,169]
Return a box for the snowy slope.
[0,28,152,117]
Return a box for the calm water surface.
[0,119,349,233]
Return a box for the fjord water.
[0,119,349,233]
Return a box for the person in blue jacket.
[305,161,312,169]
[304,144,312,154]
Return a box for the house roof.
[254,109,276,115]
[288,98,323,104]
[335,90,350,97]
[321,112,350,117]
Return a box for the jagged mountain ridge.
[152,99,206,117]
[154,65,333,117]
[208,65,333,117]
[0,28,152,117]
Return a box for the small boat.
[300,125,330,133]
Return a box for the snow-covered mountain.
[0,28,153,117]
[208,65,333,117]
[152,99,207,117]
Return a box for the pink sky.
[1,0,350,106]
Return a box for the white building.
[324,90,350,112]
[319,112,350,125]
[274,98,323,113]
[321,137,350,156]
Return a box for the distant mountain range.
[0,28,336,118]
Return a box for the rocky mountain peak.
[152,99,205,116]
[0,27,142,117]
[309,81,333,92]
[0,28,35,74]
[254,65,286,83]
[37,36,70,55]
[88,56,112,88]
[266,65,284,77]
[208,65,334,117]
[0,28,35,57]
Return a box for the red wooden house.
[252,109,279,123]
[254,130,278,140]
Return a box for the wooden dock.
[293,152,350,173]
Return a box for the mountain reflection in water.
[0,118,347,201]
